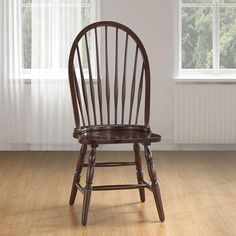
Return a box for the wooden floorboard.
[0,150,236,236]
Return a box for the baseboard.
[1,142,236,151]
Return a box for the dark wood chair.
[68,21,165,225]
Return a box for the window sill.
[9,77,93,85]
[174,75,236,84]
[14,69,91,84]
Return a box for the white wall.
[99,0,236,151]
[100,0,176,149]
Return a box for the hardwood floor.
[0,150,236,236]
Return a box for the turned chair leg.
[134,143,145,202]
[81,145,97,225]
[69,144,87,206]
[144,145,165,222]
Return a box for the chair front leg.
[69,144,87,206]
[134,143,145,202]
[81,145,97,225]
[144,145,165,222]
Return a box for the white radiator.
[175,83,236,144]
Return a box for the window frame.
[19,0,100,81]
[177,0,236,80]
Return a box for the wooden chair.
[68,21,165,225]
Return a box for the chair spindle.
[85,33,97,125]
[94,27,103,125]
[76,46,91,126]
[129,45,139,124]
[121,33,129,124]
[135,64,144,125]
[105,26,110,124]
[73,68,86,127]
[114,28,119,124]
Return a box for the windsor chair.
[68,21,165,225]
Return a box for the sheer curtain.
[0,0,95,150]
[0,0,27,149]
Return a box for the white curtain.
[0,0,26,149]
[0,0,92,150]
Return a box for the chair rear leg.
[69,144,87,206]
[134,143,145,202]
[81,145,97,225]
[144,145,165,222]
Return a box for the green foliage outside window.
[182,7,213,69]
[182,1,236,69]
[220,7,236,68]
[22,6,32,68]
[21,0,92,69]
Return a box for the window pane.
[22,0,31,3]
[182,0,212,3]
[182,7,213,69]
[31,6,53,69]
[81,6,92,69]
[21,6,32,68]
[21,0,94,70]
[220,7,236,68]
[57,6,90,69]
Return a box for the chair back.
[68,21,151,130]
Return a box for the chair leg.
[144,145,165,222]
[81,145,97,225]
[69,144,87,206]
[133,143,145,202]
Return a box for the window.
[20,0,99,78]
[180,0,236,74]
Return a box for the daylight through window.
[180,0,236,71]
[21,0,96,72]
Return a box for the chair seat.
[73,125,161,145]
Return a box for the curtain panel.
[0,0,94,150]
